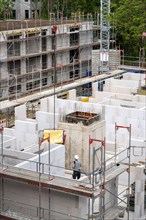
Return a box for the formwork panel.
[65,111,100,126]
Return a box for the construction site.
[0,0,146,220]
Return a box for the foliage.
[40,0,49,19]
[110,0,146,56]
[0,0,13,19]
[1,0,145,57]
[40,0,100,19]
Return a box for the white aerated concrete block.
[40,97,48,112]
[134,165,145,219]
[92,82,98,97]
[36,111,59,130]
[15,104,26,121]
[16,144,65,176]
[4,128,15,137]
[135,180,145,192]
[15,120,37,150]
[68,89,76,100]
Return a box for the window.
[42,78,47,86]
[25,0,28,2]
[31,10,39,19]
[7,35,20,57]
[12,10,16,19]
[34,80,40,88]
[70,71,73,79]
[69,70,79,79]
[25,10,29,19]
[70,27,79,46]
[75,70,79,78]
[70,49,79,62]
[26,82,32,90]
[42,30,47,51]
[42,55,47,69]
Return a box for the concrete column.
[68,89,76,100]
[92,82,98,98]
[0,62,8,98]
[134,165,145,219]
[20,33,26,56]
[0,34,7,60]
[21,59,27,93]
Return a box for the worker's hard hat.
[74,155,79,160]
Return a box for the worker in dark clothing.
[72,155,81,179]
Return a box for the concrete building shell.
[0,19,96,100]
[0,64,146,219]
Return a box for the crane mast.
[100,0,110,72]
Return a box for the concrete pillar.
[134,165,145,219]
[20,33,26,56]
[68,89,76,100]
[92,82,98,98]
[21,59,27,93]
[0,34,7,60]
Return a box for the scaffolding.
[0,123,132,220]
[100,0,110,72]
[0,15,99,101]
[88,123,131,220]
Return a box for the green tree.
[40,0,100,19]
[111,0,146,56]
[0,0,13,19]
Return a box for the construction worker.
[72,155,81,180]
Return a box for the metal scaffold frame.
[100,0,110,72]
[88,137,106,220]
[0,17,98,102]
[89,123,131,220]
[115,123,131,220]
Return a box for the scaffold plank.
[105,165,128,183]
[0,167,98,199]
[104,206,126,219]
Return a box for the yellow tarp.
[43,130,64,144]
[79,96,92,102]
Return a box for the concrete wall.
[16,144,65,177]
[15,104,27,121]
[2,148,34,166]
[134,165,145,219]
[123,72,146,82]
[0,135,15,151]
[58,120,105,172]
[100,98,144,109]
[92,50,121,75]
[103,78,139,94]
[15,120,38,150]
[0,179,88,220]
[105,105,146,143]
[0,128,16,150]
[47,97,102,118]
[92,85,146,104]
[36,111,60,130]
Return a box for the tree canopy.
[0,0,145,57]
[111,0,146,56]
[40,0,146,57]
[0,0,13,19]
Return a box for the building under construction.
[0,14,120,101]
[0,67,146,220]
[0,1,146,220]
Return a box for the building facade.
[12,0,30,20]
[0,19,98,100]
